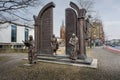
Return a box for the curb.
[104,46,120,54]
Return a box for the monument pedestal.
[37,54,93,65]
[37,54,97,68]
[77,53,87,60]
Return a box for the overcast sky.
[31,0,120,40]
[94,0,120,40]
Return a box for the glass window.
[11,25,17,42]
[0,45,2,48]
[25,28,29,41]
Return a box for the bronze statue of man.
[23,35,36,64]
[69,33,78,60]
[51,34,59,55]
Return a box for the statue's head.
[29,35,33,41]
[72,33,76,38]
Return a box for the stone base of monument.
[23,63,33,66]
[37,54,97,68]
[23,58,28,60]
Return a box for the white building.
[0,23,34,49]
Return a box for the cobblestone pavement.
[88,47,120,80]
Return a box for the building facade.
[87,21,105,46]
[60,21,65,40]
[0,23,34,49]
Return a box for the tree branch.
[6,11,32,21]
[0,0,42,27]
[0,0,39,11]
[0,20,34,29]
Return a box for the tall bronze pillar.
[77,9,87,59]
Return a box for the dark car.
[110,44,116,47]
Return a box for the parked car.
[110,44,116,47]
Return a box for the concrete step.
[37,54,69,58]
[37,55,93,65]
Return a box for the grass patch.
[0,60,97,80]
[0,58,116,80]
[0,56,8,61]
[0,49,27,53]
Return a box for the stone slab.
[23,63,33,66]
[37,58,97,69]
[23,58,28,60]
[65,8,77,55]
[37,55,93,65]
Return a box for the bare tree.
[77,0,95,12]
[0,0,43,28]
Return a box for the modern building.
[0,23,34,49]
